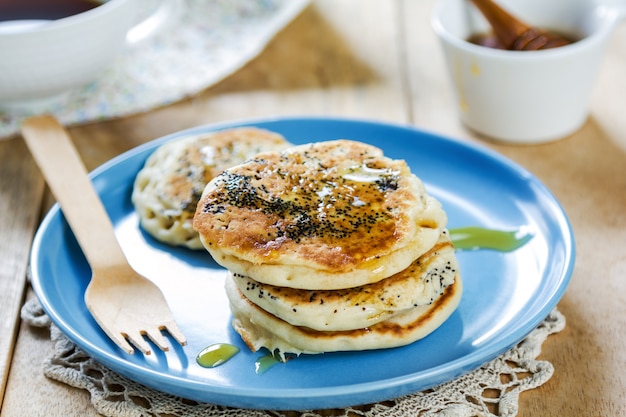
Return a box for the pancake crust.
[194,139,447,289]
[231,231,458,331]
[225,271,462,359]
[132,128,290,249]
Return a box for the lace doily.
[0,0,309,140]
[22,297,565,417]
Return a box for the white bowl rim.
[0,0,130,37]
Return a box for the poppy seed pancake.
[225,268,462,359]
[193,139,447,289]
[230,231,458,331]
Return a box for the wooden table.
[1,1,625,415]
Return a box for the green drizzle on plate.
[449,227,533,252]
[196,343,240,368]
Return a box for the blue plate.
[30,117,575,410]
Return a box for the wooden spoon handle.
[21,115,127,270]
[470,0,570,50]
[471,0,531,48]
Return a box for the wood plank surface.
[0,138,45,406]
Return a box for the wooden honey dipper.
[471,0,571,50]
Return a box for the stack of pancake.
[193,139,462,359]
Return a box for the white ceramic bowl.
[0,0,181,110]
[432,0,624,144]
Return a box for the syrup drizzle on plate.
[196,343,240,368]
[449,226,533,252]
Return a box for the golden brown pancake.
[230,231,458,331]
[225,271,462,359]
[193,139,447,289]
[132,128,290,249]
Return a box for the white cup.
[0,0,183,110]
[431,0,624,144]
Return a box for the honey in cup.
[466,30,581,50]
[0,0,103,22]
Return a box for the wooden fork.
[21,115,186,355]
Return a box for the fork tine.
[162,321,187,347]
[107,331,137,355]
[125,332,154,355]
[144,328,171,352]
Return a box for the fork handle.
[21,115,128,270]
